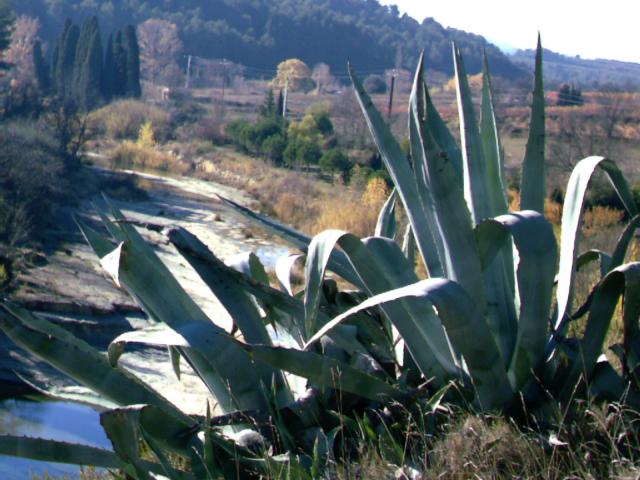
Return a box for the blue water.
[0,398,112,479]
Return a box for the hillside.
[511,48,640,90]
[15,0,527,80]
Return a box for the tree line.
[15,0,527,80]
[36,17,141,110]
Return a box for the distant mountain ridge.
[15,0,528,80]
[511,48,640,90]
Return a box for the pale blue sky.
[379,0,639,63]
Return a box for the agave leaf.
[479,50,517,297]
[304,230,343,338]
[351,62,445,278]
[237,341,404,401]
[407,56,446,277]
[217,194,362,288]
[364,237,418,288]
[108,323,190,367]
[419,88,487,311]
[102,405,198,477]
[374,188,397,239]
[79,220,283,413]
[477,212,557,390]
[276,253,304,296]
[304,230,458,384]
[479,50,509,214]
[554,156,638,334]
[576,250,612,279]
[589,359,640,408]
[226,251,270,286]
[363,236,421,349]
[306,278,513,410]
[0,436,125,470]
[0,304,192,426]
[169,346,182,380]
[520,34,546,213]
[561,263,640,398]
[474,222,510,270]
[610,215,640,271]
[101,408,152,479]
[402,224,416,267]
[453,44,493,224]
[14,371,120,411]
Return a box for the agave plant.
[0,38,639,478]
[223,38,640,413]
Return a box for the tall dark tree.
[258,89,275,117]
[102,33,115,101]
[73,17,103,110]
[0,0,14,63]
[122,25,141,97]
[32,39,50,93]
[276,88,285,117]
[53,19,79,99]
[112,29,127,98]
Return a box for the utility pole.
[282,77,289,119]
[185,55,193,89]
[387,74,396,123]
[221,59,227,105]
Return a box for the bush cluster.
[226,94,355,180]
[0,121,71,248]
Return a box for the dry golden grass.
[310,177,390,237]
[90,100,171,141]
[109,141,192,174]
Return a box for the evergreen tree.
[112,29,127,98]
[50,38,59,84]
[0,0,14,66]
[276,88,285,117]
[73,17,103,110]
[102,33,115,101]
[122,25,141,98]
[258,89,275,117]
[54,19,79,99]
[32,40,51,93]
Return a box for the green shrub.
[283,136,322,167]
[320,148,352,181]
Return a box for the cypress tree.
[73,17,103,110]
[122,25,141,98]
[33,40,51,93]
[276,88,285,117]
[52,19,70,95]
[102,33,115,101]
[50,38,60,84]
[0,0,14,69]
[54,20,79,99]
[112,29,127,98]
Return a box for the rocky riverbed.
[2,167,292,415]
